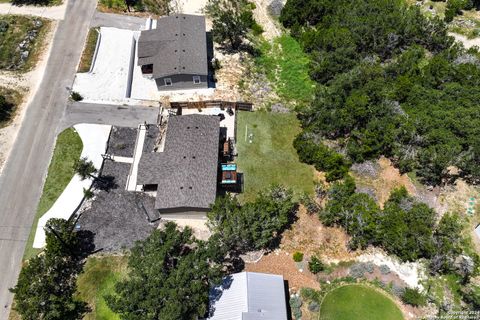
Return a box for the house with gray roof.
[137,14,208,91]
[137,115,220,215]
[207,272,289,320]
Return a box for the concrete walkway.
[33,124,111,248]
[126,124,146,191]
[113,156,133,163]
[0,0,69,20]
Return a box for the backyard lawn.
[76,255,128,320]
[320,285,404,320]
[23,128,83,260]
[236,110,315,201]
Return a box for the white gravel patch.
[357,250,425,289]
[32,124,111,248]
[73,27,135,103]
[450,32,480,49]
[172,0,208,14]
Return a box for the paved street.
[91,11,147,30]
[0,0,97,318]
[60,102,159,130]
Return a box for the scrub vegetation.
[0,15,48,71]
[280,0,480,186]
[78,28,99,73]
[0,87,21,128]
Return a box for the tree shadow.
[92,175,118,192]
[11,0,52,6]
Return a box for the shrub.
[365,262,375,274]
[308,255,325,274]
[300,192,319,215]
[379,264,391,275]
[308,301,320,312]
[70,91,83,101]
[401,288,427,307]
[349,262,374,278]
[293,251,304,262]
[83,188,94,199]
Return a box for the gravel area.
[76,160,159,252]
[107,126,137,157]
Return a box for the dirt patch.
[280,206,359,262]
[245,250,320,291]
[252,0,282,40]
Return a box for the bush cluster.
[281,0,480,185]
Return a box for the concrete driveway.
[60,102,159,131]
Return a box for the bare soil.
[281,206,359,262]
[245,250,320,291]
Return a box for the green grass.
[78,28,99,73]
[76,255,128,320]
[23,128,83,260]
[236,110,315,201]
[255,35,316,105]
[320,284,404,320]
[0,15,49,71]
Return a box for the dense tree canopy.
[206,0,261,50]
[106,222,226,320]
[10,218,88,320]
[281,0,480,185]
[207,185,297,252]
[321,179,458,262]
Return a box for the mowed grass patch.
[76,255,128,320]
[0,15,50,71]
[78,28,99,73]
[320,285,404,320]
[236,110,314,202]
[23,128,83,260]
[255,35,316,105]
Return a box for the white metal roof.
[208,272,288,320]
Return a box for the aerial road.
[0,0,97,318]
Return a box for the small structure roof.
[138,115,220,210]
[137,14,208,79]
[208,272,288,320]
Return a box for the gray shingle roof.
[208,272,288,320]
[138,115,220,210]
[137,14,208,79]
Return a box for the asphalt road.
[60,102,159,130]
[0,0,97,318]
[91,11,147,30]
